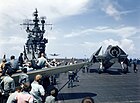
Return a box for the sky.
[0,0,139,59]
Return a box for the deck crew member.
[16,83,34,103]
[19,68,30,86]
[18,53,24,67]
[32,53,52,69]
[30,74,45,103]
[0,70,15,103]
[0,59,7,76]
[9,55,19,73]
[81,97,94,103]
[37,53,52,68]
[6,86,22,103]
[68,71,74,88]
[45,89,56,103]
[133,62,138,73]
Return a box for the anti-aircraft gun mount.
[21,9,52,60]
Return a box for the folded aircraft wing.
[89,46,102,63]
[12,62,87,85]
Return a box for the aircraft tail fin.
[89,46,102,63]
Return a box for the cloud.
[64,29,93,38]
[94,26,139,38]
[81,38,135,57]
[0,36,25,44]
[120,9,138,15]
[81,40,117,53]
[102,3,121,20]
[64,26,139,38]
[99,0,139,21]
[120,39,135,53]
[101,38,135,55]
[96,0,122,20]
[0,0,90,21]
[101,39,119,47]
[0,36,26,57]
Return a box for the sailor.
[16,83,34,103]
[45,89,56,103]
[46,84,58,101]
[68,71,74,88]
[37,53,52,68]
[6,86,22,103]
[0,59,7,76]
[23,61,33,72]
[42,76,50,92]
[19,68,30,86]
[0,70,15,103]
[18,53,24,67]
[73,69,79,82]
[81,97,94,103]
[30,74,45,103]
[133,61,138,73]
[50,59,58,85]
[51,59,57,66]
[9,55,19,73]
[32,53,52,69]
[0,59,6,70]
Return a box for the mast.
[21,9,52,60]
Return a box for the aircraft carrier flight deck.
[57,63,140,103]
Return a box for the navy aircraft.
[89,45,130,74]
[49,53,60,56]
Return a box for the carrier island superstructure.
[21,9,52,60]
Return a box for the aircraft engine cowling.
[109,46,121,57]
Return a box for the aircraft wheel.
[123,71,127,74]
[98,70,102,74]
[98,71,101,74]
[98,69,102,74]
[123,67,128,74]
